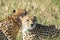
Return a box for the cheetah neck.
[22,26,37,40]
[22,26,29,34]
[22,26,34,33]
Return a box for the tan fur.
[0,8,26,40]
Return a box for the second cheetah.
[21,15,60,40]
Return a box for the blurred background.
[0,0,60,40]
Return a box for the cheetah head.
[21,15,37,30]
[12,8,27,18]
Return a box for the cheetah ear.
[19,10,27,19]
[13,10,16,13]
[19,15,24,20]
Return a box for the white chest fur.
[22,27,39,40]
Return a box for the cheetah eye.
[27,20,29,21]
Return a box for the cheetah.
[0,8,27,40]
[21,15,60,40]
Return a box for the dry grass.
[0,0,60,40]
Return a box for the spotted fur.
[0,8,27,40]
[21,15,60,40]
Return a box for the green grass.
[0,0,60,40]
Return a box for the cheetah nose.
[31,24,34,27]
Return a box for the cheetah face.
[21,15,37,30]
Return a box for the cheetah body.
[0,8,26,40]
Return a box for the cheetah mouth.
[31,25,34,27]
